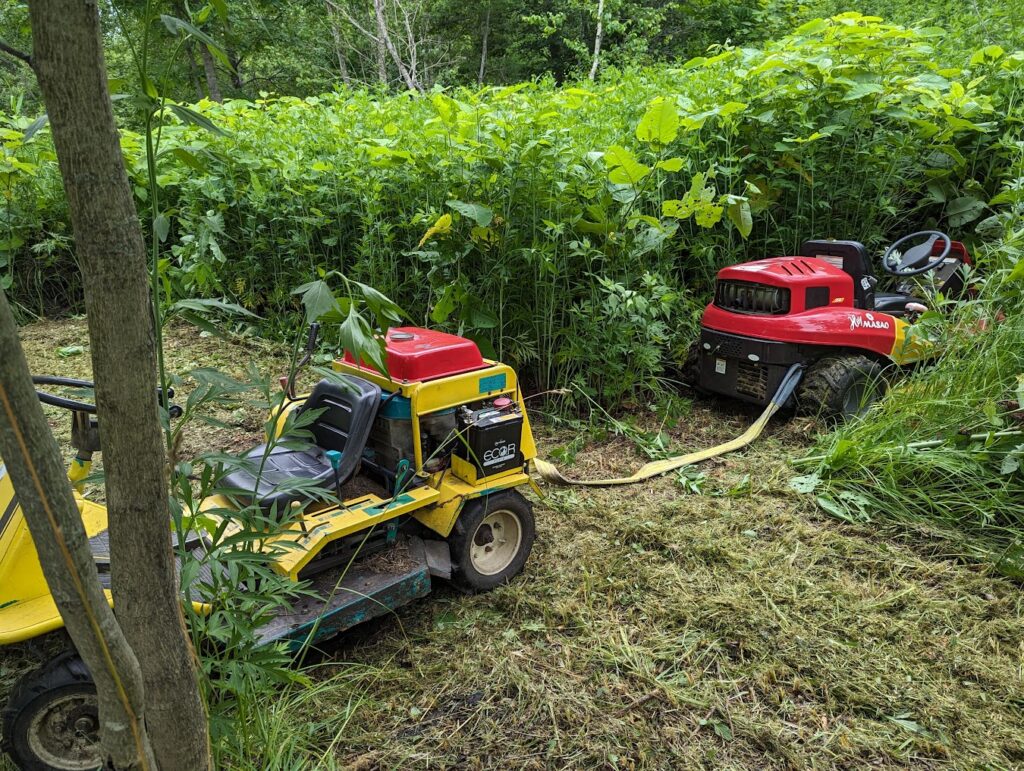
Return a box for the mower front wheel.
[669,339,704,393]
[448,490,535,592]
[798,355,887,421]
[2,652,101,771]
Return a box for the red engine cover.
[703,256,895,357]
[716,256,855,309]
[342,327,486,382]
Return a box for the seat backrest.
[299,377,381,455]
[801,239,874,309]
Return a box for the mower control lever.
[284,323,322,400]
[32,375,97,413]
[32,376,183,418]
[306,322,320,354]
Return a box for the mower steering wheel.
[32,376,97,414]
[881,231,952,277]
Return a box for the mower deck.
[255,535,438,651]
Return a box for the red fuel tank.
[342,327,486,382]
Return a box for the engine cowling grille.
[714,280,790,315]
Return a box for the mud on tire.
[448,490,535,592]
[2,651,100,771]
[797,354,887,421]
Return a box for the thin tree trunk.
[326,2,351,84]
[477,4,490,86]
[228,48,243,90]
[200,43,222,101]
[373,0,419,91]
[374,8,388,83]
[0,289,156,770]
[27,1,213,770]
[186,41,204,101]
[588,0,605,80]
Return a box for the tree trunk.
[0,289,157,771]
[373,0,419,91]
[588,0,605,81]
[478,4,490,86]
[27,1,213,770]
[200,43,222,101]
[186,41,205,101]
[374,8,388,84]
[228,48,244,90]
[326,1,351,84]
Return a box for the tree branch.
[0,39,33,69]
[324,0,379,42]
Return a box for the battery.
[454,406,524,476]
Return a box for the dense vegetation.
[4,15,1022,405]
[3,1,1024,767]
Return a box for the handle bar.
[31,375,180,417]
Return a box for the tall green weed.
[798,122,1024,568]
[3,15,1022,402]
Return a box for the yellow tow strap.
[533,364,804,487]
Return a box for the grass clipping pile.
[3,320,1023,768]
[322,420,1023,768]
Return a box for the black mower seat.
[873,292,924,316]
[223,377,381,515]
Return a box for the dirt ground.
[2,320,1022,769]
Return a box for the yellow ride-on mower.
[1,326,539,770]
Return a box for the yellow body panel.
[0,354,537,644]
[888,317,932,365]
[413,468,532,536]
[0,462,112,644]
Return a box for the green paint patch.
[478,373,506,394]
[0,600,16,609]
[362,493,416,516]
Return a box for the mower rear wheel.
[448,490,535,592]
[2,652,101,771]
[797,355,887,421]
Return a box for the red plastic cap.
[494,397,513,408]
[342,327,485,382]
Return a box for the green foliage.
[798,127,1024,568]
[563,272,680,401]
[3,15,1023,405]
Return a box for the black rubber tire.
[679,339,702,389]
[2,652,100,771]
[448,490,535,592]
[797,354,887,421]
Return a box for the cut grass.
[2,320,1023,769]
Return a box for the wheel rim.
[843,377,875,417]
[26,691,102,771]
[469,509,523,576]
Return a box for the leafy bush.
[3,15,1022,403]
[562,272,683,402]
[797,126,1024,569]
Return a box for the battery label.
[483,442,518,467]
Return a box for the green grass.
[3,320,1022,768]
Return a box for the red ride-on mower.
[684,231,972,420]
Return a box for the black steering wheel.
[881,231,952,277]
[33,376,97,413]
